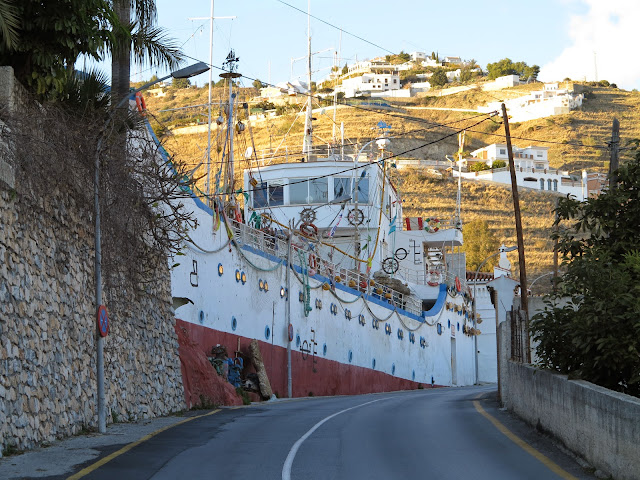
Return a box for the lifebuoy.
[299,223,318,238]
[455,276,462,292]
[427,270,441,287]
[288,324,294,342]
[308,253,318,271]
[135,91,146,113]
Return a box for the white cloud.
[539,0,640,90]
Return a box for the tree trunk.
[111,0,131,104]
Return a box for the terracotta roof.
[466,271,494,282]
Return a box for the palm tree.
[0,0,19,50]
[110,0,182,103]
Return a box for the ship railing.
[229,219,424,315]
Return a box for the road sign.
[97,305,109,337]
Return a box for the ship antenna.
[302,0,313,162]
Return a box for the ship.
[156,44,479,402]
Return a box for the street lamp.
[94,61,209,433]
[472,245,517,384]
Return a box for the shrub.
[491,160,506,169]
[469,162,490,172]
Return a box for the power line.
[274,0,396,55]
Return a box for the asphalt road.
[65,386,594,480]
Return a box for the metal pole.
[205,0,214,203]
[94,135,105,434]
[501,103,530,363]
[609,118,620,189]
[286,221,293,398]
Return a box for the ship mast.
[302,0,313,162]
[220,50,242,201]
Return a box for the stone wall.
[0,69,185,454]
[498,321,640,480]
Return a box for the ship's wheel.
[347,208,364,226]
[382,257,399,274]
[300,208,317,224]
[260,213,272,228]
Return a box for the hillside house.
[478,83,584,122]
[452,143,605,201]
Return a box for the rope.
[296,249,312,316]
[186,236,231,254]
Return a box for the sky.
[132,0,640,91]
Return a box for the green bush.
[491,160,506,169]
[531,150,640,397]
[469,162,490,172]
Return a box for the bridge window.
[290,177,328,205]
[253,181,284,208]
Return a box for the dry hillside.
[143,81,640,291]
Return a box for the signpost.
[97,305,109,337]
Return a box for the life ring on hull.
[427,270,441,287]
[299,223,318,238]
[455,276,462,292]
[308,253,318,275]
[135,91,146,113]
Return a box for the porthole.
[372,358,376,369]
[264,282,269,292]
[241,272,247,284]
[299,291,304,303]
[235,270,241,282]
[217,263,224,276]
[264,325,271,340]
[259,279,264,291]
[392,363,396,375]
[296,334,301,347]
[231,316,237,331]
[457,322,460,331]
[412,370,416,381]
[448,319,451,328]
[397,329,404,340]
[348,350,353,363]
[323,343,327,356]
[280,287,286,298]
[198,310,204,324]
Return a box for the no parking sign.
[97,305,109,337]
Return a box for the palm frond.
[131,23,182,71]
[0,0,20,51]
[53,68,111,115]
[130,0,156,28]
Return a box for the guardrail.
[229,219,423,316]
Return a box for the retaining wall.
[499,322,640,480]
[0,68,185,454]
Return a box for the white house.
[340,72,401,97]
[411,51,427,62]
[452,143,606,201]
[478,83,585,123]
[468,247,514,383]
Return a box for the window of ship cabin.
[334,176,369,204]
[289,177,328,205]
[253,181,284,208]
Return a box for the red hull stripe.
[176,319,438,401]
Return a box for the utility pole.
[609,118,620,189]
[501,103,530,363]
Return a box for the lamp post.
[94,62,209,433]
[472,245,517,384]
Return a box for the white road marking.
[281,397,391,480]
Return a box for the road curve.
[71,386,595,480]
